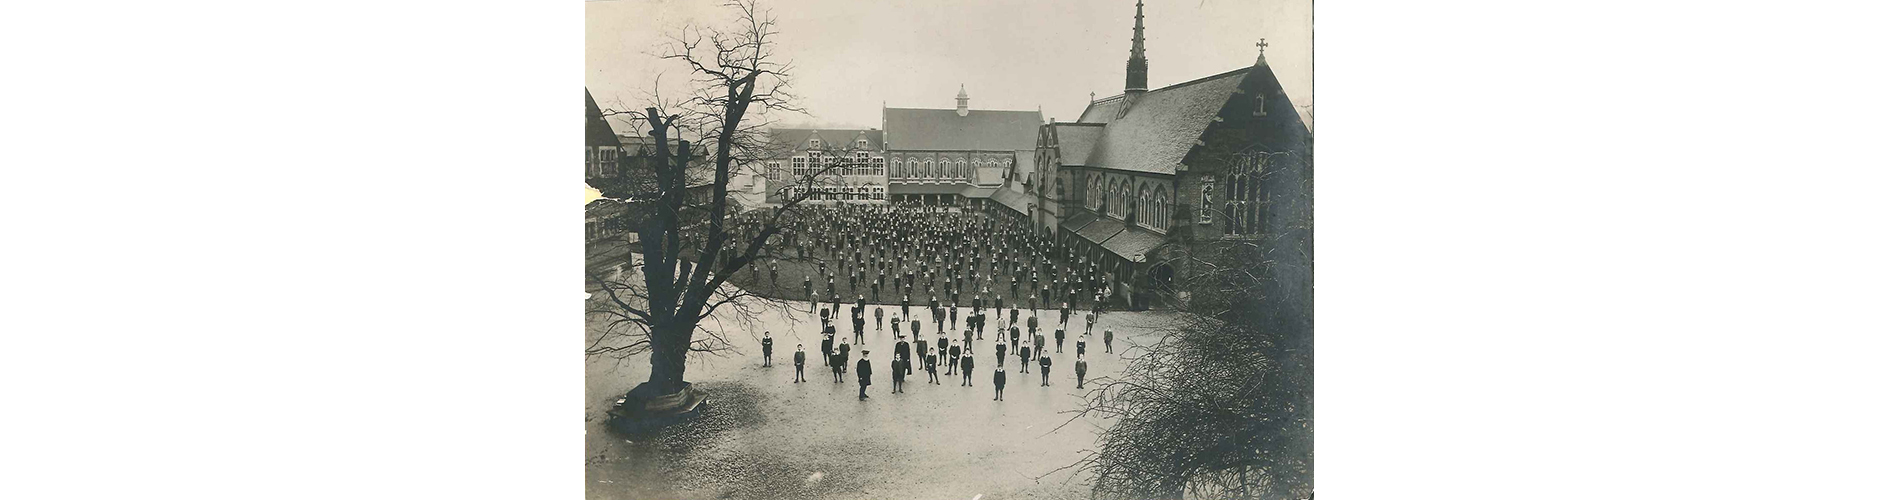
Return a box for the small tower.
[956,84,970,116]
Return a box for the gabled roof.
[585,89,621,148]
[884,107,1043,151]
[768,128,884,154]
[1011,149,1037,182]
[1049,123,1105,166]
[1073,67,1253,174]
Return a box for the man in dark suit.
[856,351,873,400]
[891,354,907,393]
[895,336,912,375]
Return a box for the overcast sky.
[586,0,1311,133]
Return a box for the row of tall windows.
[1136,185,1172,231]
[781,185,886,201]
[889,157,1008,179]
[783,152,885,179]
[585,146,619,178]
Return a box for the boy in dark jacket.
[1074,354,1088,389]
[992,367,1007,401]
[1038,353,1052,386]
[925,348,940,384]
[761,332,773,367]
[960,350,976,386]
[792,344,806,383]
[1018,343,1032,373]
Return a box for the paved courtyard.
[585,292,1179,500]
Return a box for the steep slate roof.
[1077,218,1125,244]
[1049,123,1105,166]
[989,188,1031,215]
[768,128,884,153]
[585,89,620,148]
[1010,149,1037,183]
[1061,213,1098,232]
[884,107,1043,151]
[1072,67,1252,174]
[1103,227,1167,262]
[972,166,1005,186]
[958,186,999,201]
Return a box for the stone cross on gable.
[1255,38,1269,65]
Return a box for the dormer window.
[809,138,820,149]
[856,139,868,148]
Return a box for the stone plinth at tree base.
[606,382,709,434]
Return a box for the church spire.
[1124,1,1148,93]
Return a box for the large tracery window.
[1225,152,1271,235]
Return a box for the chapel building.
[1034,0,1313,308]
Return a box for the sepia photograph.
[584,1,1312,498]
[11,1,1900,499]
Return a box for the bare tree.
[584,0,853,406]
[1052,146,1313,500]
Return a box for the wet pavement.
[586,297,1177,500]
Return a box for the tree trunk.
[645,320,692,393]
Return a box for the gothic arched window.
[1225,152,1270,235]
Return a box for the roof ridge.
[886,106,1042,114]
[1144,66,1254,94]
